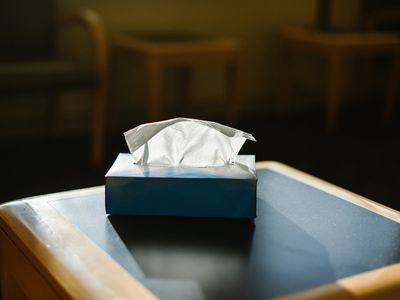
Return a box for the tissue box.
[105,153,257,218]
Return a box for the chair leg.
[326,52,345,131]
[45,92,58,135]
[177,66,192,116]
[276,37,293,116]
[384,55,400,122]
[91,82,108,166]
[145,57,162,122]
[226,61,240,125]
[356,56,374,102]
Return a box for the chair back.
[0,0,57,61]
[362,0,400,31]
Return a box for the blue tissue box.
[105,153,257,218]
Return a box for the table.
[112,32,241,123]
[1,162,400,299]
[279,26,400,130]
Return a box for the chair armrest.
[59,9,109,81]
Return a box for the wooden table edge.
[256,161,400,223]
[256,161,400,300]
[112,33,241,55]
[0,190,156,300]
[279,26,400,56]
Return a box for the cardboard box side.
[106,176,256,218]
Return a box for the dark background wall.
[0,0,363,137]
[1,0,399,211]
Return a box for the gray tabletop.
[48,169,400,300]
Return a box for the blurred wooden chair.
[363,6,400,122]
[279,1,400,130]
[112,32,241,124]
[0,1,109,165]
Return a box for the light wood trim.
[274,263,400,300]
[0,190,156,300]
[0,227,61,299]
[256,161,400,300]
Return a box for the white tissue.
[124,118,256,167]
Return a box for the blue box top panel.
[106,153,256,179]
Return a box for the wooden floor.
[1,99,399,210]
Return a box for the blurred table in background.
[279,26,400,130]
[112,32,241,123]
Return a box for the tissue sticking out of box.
[124,118,256,167]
